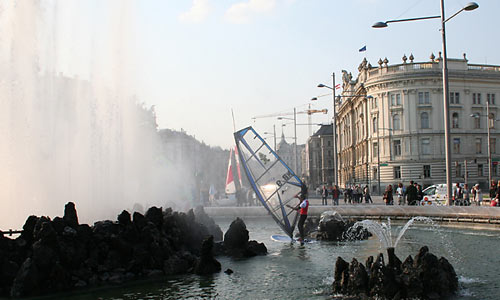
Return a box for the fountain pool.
[35,217,500,300]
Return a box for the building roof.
[312,124,333,137]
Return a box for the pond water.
[29,217,500,300]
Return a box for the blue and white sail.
[234,126,304,238]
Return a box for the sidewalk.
[308,195,385,206]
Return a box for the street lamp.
[373,1,479,205]
[470,100,499,188]
[317,75,338,188]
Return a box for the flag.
[335,84,341,90]
[359,45,367,52]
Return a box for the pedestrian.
[453,182,463,206]
[383,184,394,205]
[321,185,329,205]
[396,183,404,205]
[405,181,418,205]
[364,185,373,204]
[463,184,470,206]
[474,184,483,206]
[331,185,340,206]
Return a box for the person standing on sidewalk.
[321,185,329,206]
[363,185,373,204]
[331,185,340,206]
[383,185,394,205]
[396,183,404,205]
[405,181,418,205]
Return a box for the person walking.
[396,183,404,205]
[463,184,470,206]
[453,183,463,206]
[321,185,329,206]
[474,184,483,206]
[383,185,394,205]
[405,181,418,205]
[331,185,340,206]
[364,185,373,204]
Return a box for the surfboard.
[270,234,314,244]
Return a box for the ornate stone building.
[275,133,305,178]
[336,53,500,194]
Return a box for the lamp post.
[471,100,499,188]
[373,1,479,205]
[263,124,276,151]
[376,127,394,195]
[317,74,338,187]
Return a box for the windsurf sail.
[234,126,304,238]
[225,148,236,194]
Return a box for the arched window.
[452,113,459,128]
[373,117,377,133]
[490,113,496,129]
[421,112,429,129]
[393,114,401,130]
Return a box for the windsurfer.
[288,183,309,245]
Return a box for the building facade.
[336,54,500,194]
[275,133,305,178]
[305,124,334,189]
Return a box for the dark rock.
[224,268,233,275]
[333,246,458,300]
[224,218,249,250]
[194,236,221,275]
[193,206,223,242]
[117,210,132,226]
[313,212,369,241]
[63,202,79,228]
[145,206,163,228]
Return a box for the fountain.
[0,1,189,229]
[335,217,459,299]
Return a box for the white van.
[421,183,464,205]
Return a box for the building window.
[423,165,431,178]
[473,93,481,104]
[393,114,401,130]
[476,138,482,154]
[421,138,430,155]
[393,140,401,156]
[373,97,378,108]
[487,93,496,105]
[394,166,401,179]
[391,93,401,106]
[491,138,496,154]
[490,114,496,129]
[327,150,332,156]
[373,167,378,179]
[420,112,429,129]
[452,113,459,128]
[474,115,481,129]
[493,164,498,177]
[450,92,460,104]
[373,142,378,157]
[453,138,461,154]
[418,92,430,104]
[327,141,331,146]
[455,163,462,177]
[373,117,377,133]
[478,164,484,177]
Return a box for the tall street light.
[471,100,499,188]
[317,74,338,187]
[373,1,479,205]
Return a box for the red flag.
[335,84,341,90]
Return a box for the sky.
[62,0,500,149]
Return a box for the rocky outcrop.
[332,246,458,299]
[193,206,223,242]
[311,212,370,241]
[194,236,221,275]
[0,202,225,298]
[221,218,267,258]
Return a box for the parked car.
[421,183,464,205]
